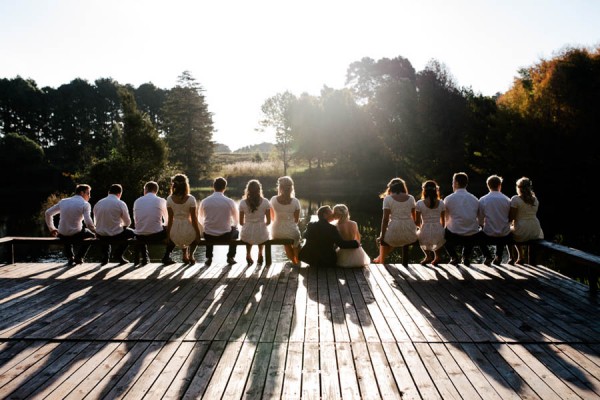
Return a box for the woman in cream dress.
[372,177,418,265]
[508,177,543,264]
[239,179,271,265]
[333,204,370,267]
[269,176,302,265]
[416,180,446,265]
[166,174,202,264]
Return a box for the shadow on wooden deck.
[0,259,599,399]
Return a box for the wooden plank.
[242,341,273,399]
[304,266,320,343]
[182,340,227,399]
[494,343,564,400]
[381,342,420,400]
[351,341,382,400]
[288,268,308,342]
[397,342,442,399]
[160,341,210,400]
[273,264,300,342]
[335,268,366,343]
[326,268,351,343]
[460,343,532,400]
[222,341,259,399]
[0,341,64,392]
[355,268,396,343]
[345,269,379,343]
[335,342,361,399]
[302,342,320,400]
[262,342,288,398]
[367,342,404,398]
[281,341,303,399]
[317,266,334,343]
[413,342,464,400]
[319,342,341,400]
[202,340,244,399]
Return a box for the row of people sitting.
[45,171,543,268]
[44,175,304,267]
[370,172,544,267]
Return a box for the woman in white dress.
[239,179,271,265]
[415,180,446,265]
[372,177,418,265]
[333,204,370,267]
[166,174,202,264]
[508,177,543,264]
[269,176,302,265]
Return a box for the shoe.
[67,258,75,267]
[462,259,471,266]
[205,258,212,266]
[246,257,254,266]
[140,258,149,266]
[118,257,129,265]
[162,257,176,265]
[257,255,264,265]
[74,258,84,265]
[100,257,109,266]
[227,257,237,265]
[493,257,502,265]
[507,259,516,265]
[515,259,523,265]
[420,258,433,266]
[188,257,196,265]
[449,258,459,266]
[483,258,493,266]
[431,259,440,266]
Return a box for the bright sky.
[1,0,599,151]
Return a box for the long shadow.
[385,261,600,398]
[0,260,220,398]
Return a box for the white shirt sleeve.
[45,202,61,231]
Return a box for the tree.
[259,91,297,175]
[87,88,170,205]
[161,71,214,184]
[346,56,419,177]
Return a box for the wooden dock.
[0,258,599,399]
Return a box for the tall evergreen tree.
[161,71,214,184]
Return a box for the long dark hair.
[244,179,263,212]
[517,177,536,206]
[421,180,440,209]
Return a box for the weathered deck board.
[0,259,599,399]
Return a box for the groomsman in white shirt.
[443,172,481,266]
[199,177,239,266]
[132,181,175,265]
[478,175,512,265]
[45,184,96,266]
[93,184,135,265]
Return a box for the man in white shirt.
[198,177,239,265]
[443,172,481,266]
[478,175,512,265]
[45,184,96,266]
[132,181,175,265]
[93,184,135,265]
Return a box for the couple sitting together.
[298,204,370,269]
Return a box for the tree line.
[1,46,599,251]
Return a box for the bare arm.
[166,207,174,237]
[265,208,271,226]
[440,210,446,228]
[379,208,391,241]
[190,206,202,240]
[508,207,518,224]
[415,211,423,228]
[239,210,245,226]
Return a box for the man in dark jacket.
[299,205,359,268]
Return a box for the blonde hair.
[333,204,349,223]
[277,176,295,197]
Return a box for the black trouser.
[444,229,479,261]
[204,227,239,259]
[96,227,136,261]
[480,232,513,260]
[58,228,95,261]
[134,228,174,261]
